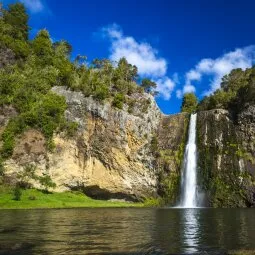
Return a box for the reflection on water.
[0,208,254,254]
[182,209,199,253]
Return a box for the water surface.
[0,208,254,254]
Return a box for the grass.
[0,186,143,209]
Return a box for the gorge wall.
[197,107,255,207]
[1,87,255,206]
[2,87,188,203]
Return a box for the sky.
[3,0,255,114]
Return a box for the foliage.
[38,174,56,192]
[143,197,162,207]
[198,67,255,113]
[3,3,29,40]
[181,92,198,113]
[17,164,37,188]
[0,2,157,161]
[62,121,79,137]
[141,78,157,93]
[112,93,125,109]
[13,185,22,201]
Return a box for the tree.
[112,93,125,109]
[181,93,198,113]
[141,78,157,93]
[32,29,53,65]
[114,57,138,82]
[39,174,56,193]
[3,3,29,40]
[53,40,72,56]
[13,185,22,201]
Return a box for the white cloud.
[104,24,167,77]
[186,69,201,81]
[183,84,196,94]
[102,24,175,99]
[176,89,182,99]
[21,0,44,13]
[182,45,255,95]
[155,77,175,100]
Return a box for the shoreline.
[0,187,143,210]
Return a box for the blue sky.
[3,0,255,114]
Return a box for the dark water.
[0,208,255,255]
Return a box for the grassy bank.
[0,187,143,209]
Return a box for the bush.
[112,93,125,109]
[143,197,162,207]
[39,174,56,192]
[13,186,22,201]
[93,84,110,101]
[64,121,79,137]
[181,93,198,113]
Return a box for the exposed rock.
[197,108,255,207]
[12,129,47,165]
[156,113,189,204]
[4,87,188,202]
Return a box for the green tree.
[114,57,138,82]
[13,185,22,201]
[3,3,29,40]
[39,174,56,192]
[112,93,125,109]
[141,78,157,93]
[53,40,72,56]
[32,29,53,66]
[181,93,198,113]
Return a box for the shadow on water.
[0,208,255,254]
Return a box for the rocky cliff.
[2,87,188,203]
[197,107,255,207]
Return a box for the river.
[0,208,254,254]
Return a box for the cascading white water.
[179,113,198,208]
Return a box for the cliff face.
[3,87,188,202]
[2,86,254,206]
[197,107,255,207]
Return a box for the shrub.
[93,84,110,101]
[64,121,79,137]
[39,174,56,192]
[127,98,135,114]
[143,197,162,207]
[112,93,125,109]
[181,93,198,113]
[13,186,22,201]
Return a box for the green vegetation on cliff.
[0,3,157,161]
[181,92,198,113]
[198,67,255,113]
[0,2,163,206]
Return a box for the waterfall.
[179,113,198,208]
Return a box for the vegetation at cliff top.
[181,92,198,113]
[0,2,157,161]
[0,186,143,209]
[198,67,255,113]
